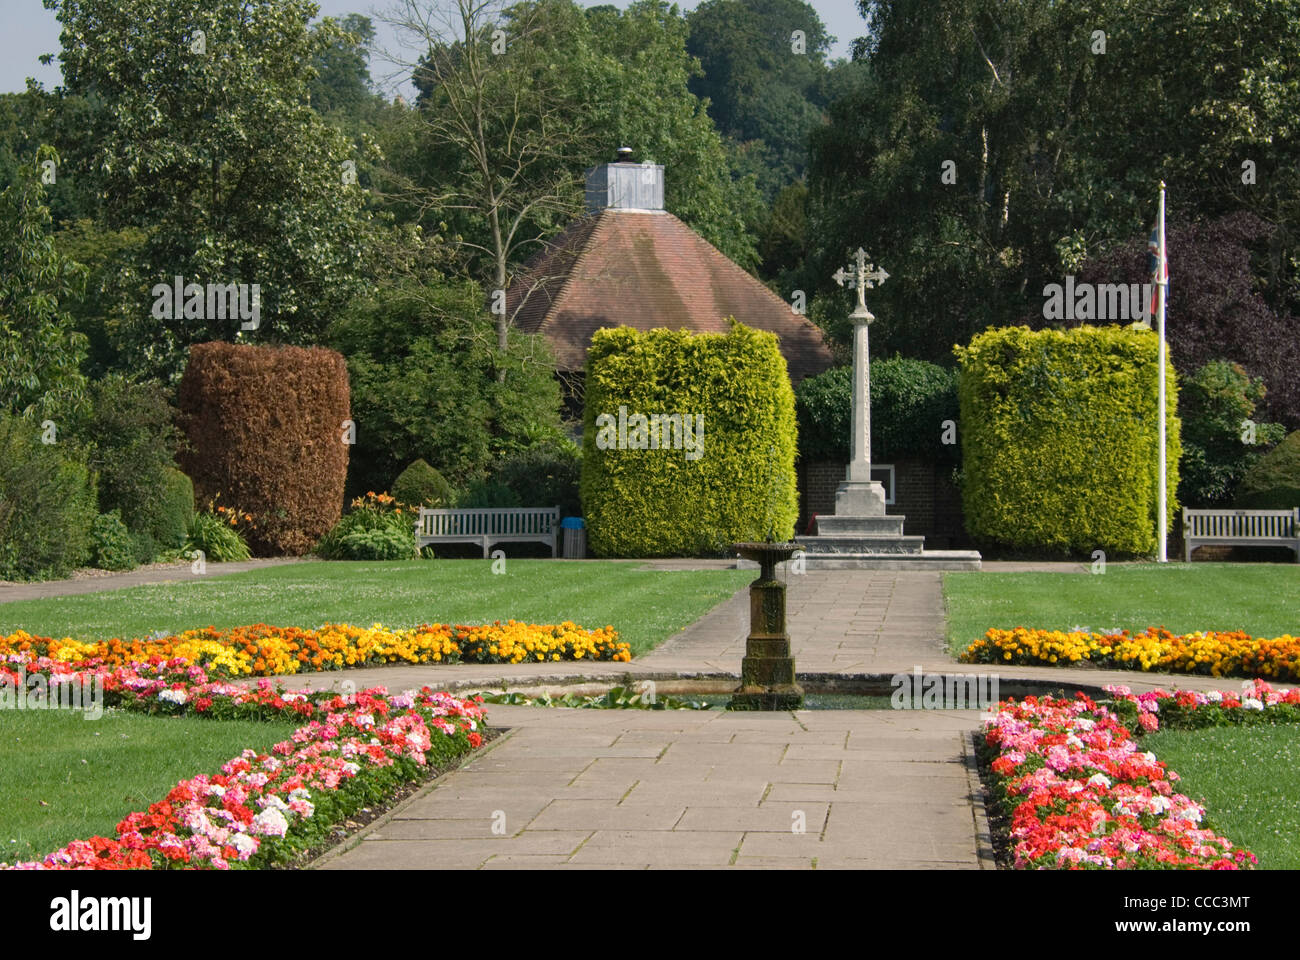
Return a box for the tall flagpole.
[1157,182,1168,563]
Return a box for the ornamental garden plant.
[976,682,1300,869]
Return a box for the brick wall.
[798,457,970,548]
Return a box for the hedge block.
[178,342,350,556]
[581,323,797,557]
[954,325,1180,557]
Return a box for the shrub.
[76,375,183,549]
[178,342,350,556]
[1179,361,1285,507]
[954,325,1180,557]
[457,478,522,510]
[1236,431,1300,510]
[491,441,583,515]
[185,508,252,563]
[316,492,417,560]
[327,279,563,496]
[151,467,195,550]
[0,413,97,580]
[581,323,797,557]
[795,357,959,463]
[391,459,453,509]
[90,511,137,572]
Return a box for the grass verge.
[0,708,300,863]
[944,563,1299,657]
[1141,724,1300,869]
[0,559,752,658]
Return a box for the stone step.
[797,550,983,571]
[795,535,927,555]
[812,515,907,536]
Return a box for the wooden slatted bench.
[414,506,561,558]
[1183,507,1300,562]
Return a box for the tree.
[48,0,378,380]
[1178,360,1285,507]
[326,277,564,496]
[0,145,88,419]
[686,0,832,200]
[1074,213,1300,430]
[386,0,590,362]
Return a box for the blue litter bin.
[561,517,586,557]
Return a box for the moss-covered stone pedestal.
[729,541,804,711]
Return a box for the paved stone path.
[316,703,990,870]
[313,569,1247,871]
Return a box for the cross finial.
[833,247,888,320]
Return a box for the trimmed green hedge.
[795,357,959,463]
[954,325,1180,557]
[1236,430,1300,510]
[581,323,797,557]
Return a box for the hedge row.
[954,325,1180,557]
[580,323,797,557]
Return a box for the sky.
[1,0,865,95]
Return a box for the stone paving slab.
[314,703,994,871]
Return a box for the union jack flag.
[1147,224,1169,315]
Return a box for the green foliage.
[795,357,959,463]
[492,441,582,515]
[805,0,1300,361]
[52,219,148,378]
[185,510,251,564]
[1236,431,1300,510]
[686,0,833,200]
[954,325,1181,557]
[73,375,184,550]
[0,412,97,580]
[457,479,522,510]
[327,278,563,495]
[52,0,378,380]
[152,467,196,551]
[0,144,88,419]
[391,459,454,509]
[582,323,797,556]
[90,510,137,572]
[1179,361,1285,506]
[316,493,417,561]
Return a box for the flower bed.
[1,619,630,678]
[1,653,488,869]
[976,683,1296,869]
[961,626,1300,681]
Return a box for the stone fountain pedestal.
[729,541,804,711]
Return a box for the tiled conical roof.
[505,209,834,384]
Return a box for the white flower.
[250,807,290,838]
[229,833,259,858]
[258,794,290,812]
[158,688,188,705]
[1242,698,1264,711]
[1087,773,1112,789]
[289,787,311,801]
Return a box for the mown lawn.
[0,560,752,657]
[1142,724,1300,870]
[0,709,300,864]
[943,563,1299,657]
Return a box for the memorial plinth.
[728,541,804,711]
[793,248,981,571]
